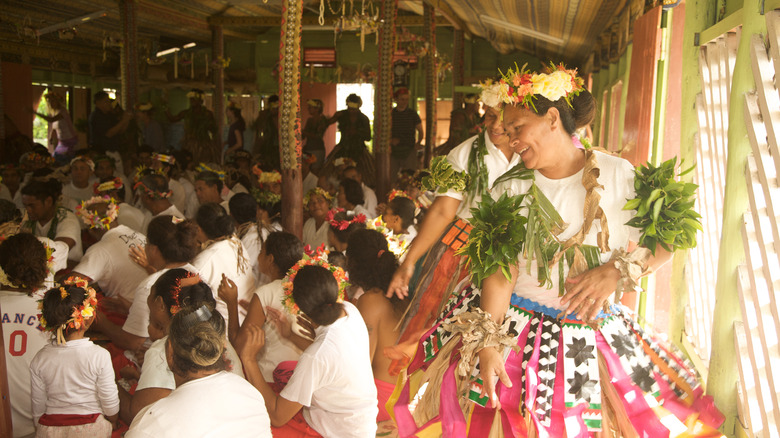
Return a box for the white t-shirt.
[302,172,318,197]
[168,178,186,214]
[443,133,521,219]
[127,371,272,438]
[361,183,378,217]
[141,204,184,234]
[30,338,119,422]
[117,202,147,233]
[62,181,96,213]
[0,290,49,438]
[352,204,373,220]
[302,218,329,250]
[136,335,244,391]
[497,151,640,309]
[239,224,282,288]
[192,238,256,325]
[281,302,377,438]
[33,207,83,262]
[252,280,302,381]
[122,264,196,338]
[73,225,147,301]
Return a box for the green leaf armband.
[421,156,471,194]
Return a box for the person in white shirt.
[302,188,332,249]
[93,154,133,204]
[238,265,378,437]
[136,174,184,233]
[95,177,145,232]
[0,234,51,438]
[383,195,419,245]
[120,270,244,425]
[192,203,256,325]
[151,153,187,213]
[127,304,272,438]
[21,177,83,262]
[191,169,231,216]
[343,165,377,217]
[219,231,303,381]
[337,177,372,219]
[62,156,97,212]
[31,281,119,437]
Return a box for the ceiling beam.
[207,14,451,27]
[419,0,470,36]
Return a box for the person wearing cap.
[253,95,281,170]
[390,87,424,176]
[89,91,134,155]
[31,92,79,163]
[136,103,166,153]
[165,89,219,164]
[302,99,328,170]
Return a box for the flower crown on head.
[281,246,349,315]
[387,189,421,210]
[75,196,119,230]
[367,216,411,257]
[70,157,95,171]
[479,63,584,109]
[152,153,176,165]
[133,165,165,184]
[334,157,356,168]
[196,163,226,180]
[134,181,172,199]
[38,276,98,345]
[304,187,333,205]
[251,188,282,206]
[93,178,124,195]
[326,208,366,231]
[169,272,201,315]
[252,165,282,186]
[22,152,55,166]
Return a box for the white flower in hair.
[479,82,503,109]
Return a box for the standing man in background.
[390,88,423,178]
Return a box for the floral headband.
[22,152,54,166]
[93,178,124,195]
[76,196,119,229]
[70,157,95,171]
[152,153,176,165]
[169,272,201,315]
[252,165,282,185]
[93,155,116,168]
[479,63,584,109]
[134,181,172,199]
[281,246,348,315]
[334,157,356,168]
[326,208,366,231]
[133,165,165,184]
[304,187,333,204]
[38,276,98,345]
[196,163,226,181]
[367,216,411,257]
[251,188,282,206]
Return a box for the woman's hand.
[477,346,512,409]
[265,306,292,339]
[218,274,238,305]
[237,324,266,361]
[129,246,154,274]
[562,263,621,321]
[386,262,415,299]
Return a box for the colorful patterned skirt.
[388,281,725,438]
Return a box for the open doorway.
[335,83,374,152]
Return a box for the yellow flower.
[81,306,95,319]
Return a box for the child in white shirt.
[31,280,119,437]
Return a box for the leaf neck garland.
[421,156,470,194]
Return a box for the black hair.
[147,216,200,263]
[195,203,234,239]
[137,145,154,156]
[339,178,364,206]
[41,285,88,336]
[196,171,224,193]
[0,199,21,225]
[93,91,109,103]
[168,304,226,375]
[267,95,279,104]
[292,265,343,326]
[346,93,362,105]
[387,197,416,229]
[228,193,257,225]
[140,174,169,195]
[152,268,216,316]
[530,89,596,135]
[21,178,62,203]
[264,231,303,274]
[328,210,366,244]
[0,234,48,290]
[346,229,405,313]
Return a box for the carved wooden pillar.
[119,0,139,111]
[452,28,465,111]
[211,24,225,164]
[423,3,437,167]
[374,0,397,199]
[278,0,303,237]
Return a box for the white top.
[252,280,303,381]
[141,204,184,234]
[302,217,329,249]
[442,133,521,219]
[127,371,272,438]
[62,181,96,213]
[0,183,11,202]
[0,290,49,437]
[122,264,196,338]
[361,183,378,218]
[117,202,147,232]
[136,336,244,391]
[302,172,318,196]
[352,204,373,220]
[281,302,377,437]
[168,178,186,214]
[239,223,281,288]
[33,207,83,262]
[498,151,640,309]
[192,238,256,325]
[30,338,119,422]
[73,225,148,301]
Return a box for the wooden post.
[119,0,139,111]
[423,3,437,167]
[278,0,303,238]
[211,24,225,164]
[452,29,464,111]
[374,0,397,200]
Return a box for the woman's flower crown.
[367,216,411,257]
[75,196,119,230]
[251,188,282,206]
[134,181,172,199]
[281,246,349,315]
[334,157,356,168]
[93,178,124,195]
[169,272,201,315]
[152,153,176,165]
[70,157,95,171]
[304,187,333,205]
[387,189,421,210]
[479,63,584,109]
[38,276,98,344]
[252,165,282,186]
[22,152,54,166]
[326,208,366,231]
[196,163,226,180]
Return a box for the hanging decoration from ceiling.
[320,0,380,51]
